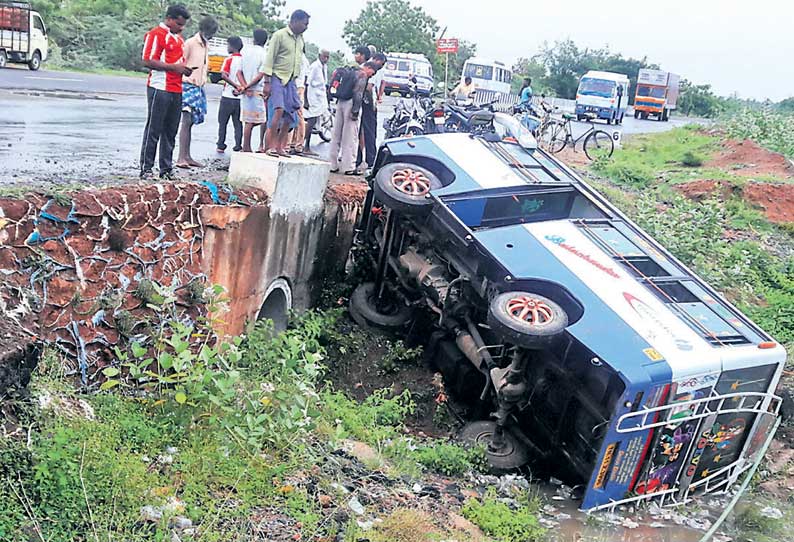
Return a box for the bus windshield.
[579,78,616,98]
[637,85,666,99]
[465,63,494,81]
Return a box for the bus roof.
[465,57,509,69]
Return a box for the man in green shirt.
[261,10,309,157]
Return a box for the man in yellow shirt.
[451,76,476,101]
[243,10,309,157]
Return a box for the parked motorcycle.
[383,92,427,138]
[443,98,498,135]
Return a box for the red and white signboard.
[436,38,459,54]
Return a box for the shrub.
[593,159,656,187]
[321,388,415,445]
[681,150,705,167]
[411,441,487,476]
[462,489,546,542]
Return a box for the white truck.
[0,1,48,70]
[575,70,630,125]
[633,69,680,121]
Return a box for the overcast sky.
[279,0,793,101]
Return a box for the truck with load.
[0,0,47,70]
[575,70,630,125]
[207,36,254,84]
[634,69,680,121]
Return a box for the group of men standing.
[139,4,388,180]
[139,5,319,179]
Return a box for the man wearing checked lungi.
[176,16,218,169]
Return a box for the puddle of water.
[527,482,731,542]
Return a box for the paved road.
[0,65,160,96]
[0,67,699,184]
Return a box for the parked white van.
[382,53,434,97]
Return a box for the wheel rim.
[584,131,614,160]
[391,168,431,197]
[468,427,518,458]
[506,296,555,326]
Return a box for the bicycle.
[540,112,615,160]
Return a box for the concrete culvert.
[258,278,292,334]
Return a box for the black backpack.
[329,66,358,101]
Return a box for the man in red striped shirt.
[139,4,193,180]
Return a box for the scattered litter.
[356,519,374,531]
[140,505,163,523]
[760,506,784,519]
[348,496,365,515]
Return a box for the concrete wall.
[0,167,367,387]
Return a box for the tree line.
[32,0,791,119]
[31,0,286,71]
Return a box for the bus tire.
[374,162,440,214]
[459,421,531,472]
[209,73,222,84]
[488,291,568,349]
[634,110,639,119]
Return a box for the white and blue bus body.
[462,57,513,103]
[575,70,630,124]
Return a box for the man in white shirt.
[216,36,244,153]
[237,28,268,153]
[303,49,329,156]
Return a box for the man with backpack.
[328,61,377,175]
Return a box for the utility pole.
[445,52,449,93]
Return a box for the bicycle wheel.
[541,120,567,154]
[583,130,614,160]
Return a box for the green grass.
[461,489,546,542]
[594,127,719,188]
[47,63,148,80]
[0,310,497,541]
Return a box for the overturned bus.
[349,127,785,511]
